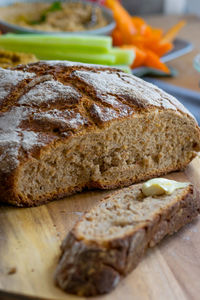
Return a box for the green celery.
[0,46,115,65]
[0,34,112,53]
[0,34,135,67]
[109,47,135,65]
[38,51,116,65]
[20,47,115,65]
[110,65,132,73]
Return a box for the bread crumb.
[7,267,17,275]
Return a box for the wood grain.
[0,157,199,300]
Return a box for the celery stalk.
[19,47,115,65]
[0,34,134,67]
[0,34,112,53]
[109,48,135,65]
[38,51,116,65]
[110,65,132,73]
[0,42,115,64]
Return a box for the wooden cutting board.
[0,156,199,300]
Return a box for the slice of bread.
[55,181,200,296]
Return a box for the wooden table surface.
[0,15,200,300]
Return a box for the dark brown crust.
[54,185,200,296]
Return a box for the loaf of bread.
[0,61,199,206]
[55,182,199,296]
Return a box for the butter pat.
[142,178,190,196]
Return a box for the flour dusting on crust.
[0,107,42,173]
[0,68,34,102]
[19,80,81,106]
[72,69,190,113]
[33,109,88,130]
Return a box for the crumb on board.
[7,267,17,275]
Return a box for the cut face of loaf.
[0,61,200,206]
[55,183,200,296]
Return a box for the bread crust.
[0,61,199,206]
[55,185,200,296]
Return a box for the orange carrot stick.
[132,17,154,37]
[112,27,123,46]
[162,20,186,43]
[149,41,173,57]
[105,0,137,43]
[144,49,170,73]
[132,16,146,29]
[130,27,162,47]
[151,28,163,39]
[107,0,183,60]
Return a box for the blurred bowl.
[0,0,115,35]
[194,54,200,73]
